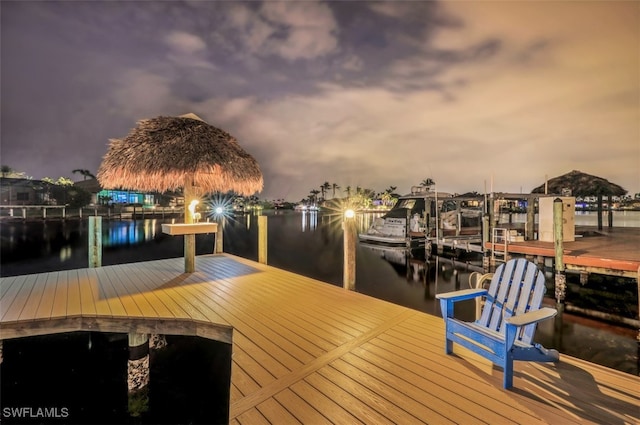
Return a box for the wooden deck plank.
[304,371,394,425]
[100,266,143,318]
[200,260,375,341]
[17,273,49,321]
[92,267,127,317]
[1,253,638,425]
[333,355,459,424]
[83,268,113,317]
[244,272,379,335]
[112,260,195,319]
[256,397,302,424]
[130,261,211,321]
[234,407,270,425]
[190,274,325,365]
[77,268,99,316]
[352,342,544,424]
[0,275,19,297]
[231,362,261,400]
[290,379,365,425]
[116,264,174,318]
[317,363,429,424]
[65,269,83,317]
[50,270,69,318]
[273,388,333,424]
[104,265,157,317]
[112,263,186,319]
[0,274,28,321]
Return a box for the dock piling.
[553,198,566,310]
[128,332,150,417]
[258,215,267,264]
[88,216,102,268]
[343,210,356,290]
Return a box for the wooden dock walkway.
[486,226,640,278]
[1,254,638,424]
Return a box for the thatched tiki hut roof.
[531,170,627,229]
[531,170,626,197]
[97,113,263,272]
[97,114,263,197]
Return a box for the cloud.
[227,1,339,61]
[165,30,206,54]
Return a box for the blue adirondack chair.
[436,258,559,389]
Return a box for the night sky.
[2,1,638,201]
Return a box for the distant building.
[74,179,156,206]
[0,178,46,205]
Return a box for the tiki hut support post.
[184,177,197,273]
[597,194,603,230]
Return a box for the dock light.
[215,207,224,215]
[344,209,355,219]
[188,200,200,222]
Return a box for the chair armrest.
[469,272,494,289]
[436,288,487,302]
[505,307,557,327]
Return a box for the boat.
[358,186,452,246]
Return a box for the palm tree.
[344,186,352,198]
[310,189,320,204]
[1,165,13,178]
[331,183,340,198]
[421,178,435,189]
[320,182,331,201]
[72,169,96,180]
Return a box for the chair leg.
[503,355,514,389]
[445,338,453,355]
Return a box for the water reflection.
[301,210,318,232]
[104,219,160,247]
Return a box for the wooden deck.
[487,226,640,278]
[1,254,638,424]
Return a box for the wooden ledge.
[161,223,218,235]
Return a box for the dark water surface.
[1,332,231,424]
[1,210,637,419]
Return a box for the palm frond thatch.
[97,115,263,196]
[531,170,626,197]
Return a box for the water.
[1,332,231,424]
[1,211,638,377]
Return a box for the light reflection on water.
[0,210,637,375]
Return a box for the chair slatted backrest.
[477,259,546,345]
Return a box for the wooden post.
[88,216,102,268]
[184,181,196,273]
[526,196,535,241]
[258,215,267,264]
[597,194,603,230]
[128,332,149,417]
[482,214,490,272]
[215,216,225,254]
[608,195,613,228]
[343,212,356,290]
[553,198,565,311]
[636,266,639,356]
